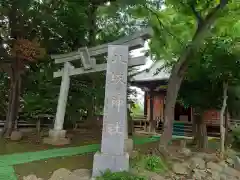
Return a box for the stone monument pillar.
[92,45,129,177]
[43,62,72,145]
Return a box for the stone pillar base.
[43,129,70,145]
[124,139,134,153]
[92,152,129,177]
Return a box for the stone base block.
[49,129,66,139]
[124,139,134,153]
[10,131,23,141]
[43,129,70,145]
[92,152,129,177]
[43,137,70,146]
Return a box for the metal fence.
[0,120,52,129]
[133,116,240,137]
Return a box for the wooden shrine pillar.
[144,92,148,116]
[149,90,155,132]
[190,107,193,122]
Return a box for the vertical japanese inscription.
[103,122,123,135]
[110,72,125,85]
[112,93,123,112]
[112,54,127,64]
[101,45,129,155]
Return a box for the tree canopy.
[0,0,239,141]
[0,0,150,131]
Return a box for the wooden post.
[144,92,147,116]
[190,107,193,122]
[149,90,154,132]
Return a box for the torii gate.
[43,28,152,146]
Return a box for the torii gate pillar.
[43,62,73,145]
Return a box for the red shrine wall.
[146,93,165,121]
[202,110,229,125]
[145,92,223,124]
[203,110,220,122]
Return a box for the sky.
[129,41,153,106]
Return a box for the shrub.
[131,153,168,173]
[144,155,167,173]
[231,125,240,148]
[96,169,147,180]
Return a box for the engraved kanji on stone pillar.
[101,45,129,155]
[92,45,130,177]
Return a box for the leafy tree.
[179,34,240,150]
[0,73,8,118]
[131,0,239,150]
[0,0,91,136]
[156,0,233,148]
[0,0,51,136]
[0,0,151,136]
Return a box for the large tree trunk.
[2,78,19,137]
[192,109,199,145]
[2,80,15,137]
[220,82,228,155]
[198,115,208,149]
[2,60,22,138]
[2,0,21,138]
[159,1,229,149]
[160,73,183,147]
[192,108,207,149]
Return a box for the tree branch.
[219,0,228,8]
[192,0,228,41]
[189,3,203,27]
[143,5,184,46]
[176,0,229,75]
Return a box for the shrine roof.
[130,60,170,82]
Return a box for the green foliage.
[179,32,240,111]
[0,0,147,122]
[131,154,168,174]
[21,59,60,120]
[230,125,240,147]
[144,155,167,172]
[0,73,8,117]
[1,0,237,127]
[130,0,239,65]
[179,75,223,111]
[96,169,147,180]
[131,103,144,117]
[228,86,240,118]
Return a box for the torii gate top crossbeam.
[51,28,153,78]
[51,28,152,64]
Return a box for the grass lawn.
[0,129,225,180]
[0,129,101,155]
[13,141,160,179]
